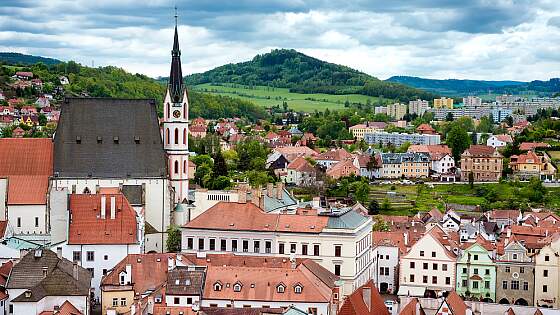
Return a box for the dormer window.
[119,272,126,285]
[75,136,81,144]
[276,283,286,293]
[97,136,103,144]
[113,136,119,144]
[233,282,242,292]
[214,282,222,291]
[294,284,303,294]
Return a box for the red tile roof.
[68,194,137,245]
[0,260,13,287]
[316,148,353,161]
[372,231,409,254]
[0,138,53,205]
[519,142,550,151]
[0,221,7,238]
[274,146,317,162]
[56,300,83,315]
[185,202,329,233]
[493,134,513,143]
[326,159,359,179]
[339,280,389,315]
[444,291,469,315]
[287,156,315,173]
[416,124,437,134]
[463,145,498,157]
[399,298,425,315]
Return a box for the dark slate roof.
[122,185,143,206]
[54,98,166,178]
[169,25,185,103]
[165,267,205,296]
[11,267,90,302]
[380,152,430,164]
[7,249,91,294]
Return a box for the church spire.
[169,6,184,103]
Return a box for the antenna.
[174,5,178,27]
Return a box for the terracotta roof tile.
[287,156,315,173]
[326,159,359,179]
[339,280,389,315]
[56,300,83,315]
[68,194,137,245]
[316,148,353,161]
[399,298,425,315]
[463,145,499,157]
[519,142,550,151]
[445,291,469,315]
[494,134,513,143]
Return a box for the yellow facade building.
[434,97,454,109]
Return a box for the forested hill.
[0,56,267,121]
[182,49,438,102]
[387,75,560,96]
[0,52,62,66]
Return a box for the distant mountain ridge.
[387,75,560,96]
[0,52,62,66]
[180,49,439,102]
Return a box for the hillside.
[0,52,62,66]
[0,56,267,121]
[387,75,560,96]
[182,49,438,102]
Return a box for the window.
[187,238,193,250]
[420,251,425,257]
[462,280,468,287]
[198,238,205,251]
[423,276,428,284]
[277,284,286,293]
[174,128,179,145]
[314,244,320,256]
[290,243,296,254]
[221,239,227,251]
[214,282,222,291]
[86,251,94,262]
[512,253,518,260]
[308,308,318,315]
[485,281,490,289]
[473,281,479,289]
[505,266,510,273]
[265,241,272,253]
[174,297,180,304]
[243,240,249,252]
[17,217,21,227]
[544,269,549,277]
[174,160,179,174]
[253,241,260,253]
[120,298,126,307]
[463,268,467,274]
[231,240,237,252]
[334,264,341,276]
[432,276,437,284]
[423,263,428,270]
[35,217,39,227]
[104,255,108,261]
[279,243,285,254]
[520,267,524,274]
[432,251,436,258]
[112,298,118,307]
[73,251,81,262]
[473,254,478,260]
[87,268,94,277]
[523,282,529,291]
[410,262,415,268]
[502,281,508,290]
[302,244,308,255]
[545,255,550,261]
[543,285,548,293]
[103,269,107,275]
[233,282,242,292]
[294,285,303,294]
[485,269,489,275]
[335,245,342,257]
[209,239,216,251]
[511,280,519,290]
[410,274,414,282]
[442,264,448,271]
[433,263,438,270]
[445,277,451,285]
[474,268,478,275]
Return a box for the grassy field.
[369,183,560,216]
[191,83,382,112]
[547,151,560,159]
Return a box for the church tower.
[163,11,189,204]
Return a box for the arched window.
[183,128,187,145]
[213,282,222,291]
[233,282,242,292]
[174,128,179,145]
[166,103,170,119]
[174,160,179,174]
[184,103,187,119]
[83,187,91,194]
[166,128,170,144]
[184,160,187,174]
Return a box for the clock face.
[173,110,181,118]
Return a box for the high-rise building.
[387,103,407,120]
[409,99,429,116]
[434,97,454,109]
[463,96,482,107]
[162,15,190,204]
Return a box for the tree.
[372,217,390,231]
[38,114,47,126]
[166,224,181,252]
[368,200,380,215]
[212,151,228,177]
[446,112,454,121]
[354,181,370,204]
[446,124,471,163]
[381,198,391,212]
[468,172,474,189]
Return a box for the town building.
[349,122,387,140]
[409,100,429,116]
[315,148,352,169]
[398,226,458,298]
[455,243,496,302]
[5,249,92,315]
[434,97,454,109]
[407,144,455,179]
[364,132,441,147]
[487,134,513,148]
[326,159,359,179]
[285,156,317,186]
[387,103,407,120]
[460,145,503,182]
[55,193,141,299]
[415,124,437,135]
[181,202,372,295]
[52,97,172,253]
[377,152,430,179]
[496,237,535,306]
[509,151,556,181]
[533,235,560,308]
[463,96,482,108]
[372,231,409,295]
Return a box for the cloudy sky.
[1,0,560,81]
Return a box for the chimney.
[72,262,79,281]
[276,182,283,199]
[100,195,106,219]
[415,300,421,315]
[403,232,409,246]
[110,196,116,220]
[168,257,175,271]
[56,247,62,259]
[506,228,511,238]
[362,286,371,311]
[267,183,274,197]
